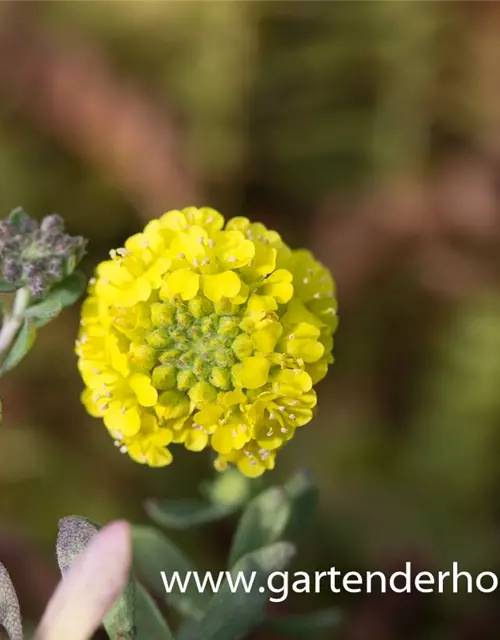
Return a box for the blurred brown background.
[2,1,500,637]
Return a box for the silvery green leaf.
[0,562,23,640]
[281,469,319,541]
[145,498,236,530]
[132,526,209,619]
[178,542,296,640]
[134,583,174,640]
[0,321,36,375]
[38,272,86,312]
[228,487,291,567]
[228,470,318,567]
[0,281,19,294]
[25,301,62,327]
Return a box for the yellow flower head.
[76,208,337,477]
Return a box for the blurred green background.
[2,1,500,637]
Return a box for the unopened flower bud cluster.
[0,208,87,298]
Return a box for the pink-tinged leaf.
[0,563,23,640]
[35,521,131,640]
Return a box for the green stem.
[0,287,30,370]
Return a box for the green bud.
[152,364,177,390]
[177,370,197,390]
[193,356,209,379]
[128,343,156,370]
[146,328,171,349]
[210,367,231,390]
[232,335,253,360]
[150,301,175,327]
[219,316,239,337]
[188,381,217,404]
[188,296,213,319]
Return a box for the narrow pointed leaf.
[228,470,319,567]
[178,542,296,640]
[25,300,62,327]
[34,272,86,312]
[282,469,319,541]
[133,525,209,619]
[228,487,291,567]
[0,281,19,294]
[134,583,175,640]
[145,499,236,530]
[0,321,36,375]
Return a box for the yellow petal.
[214,230,255,268]
[151,427,173,447]
[155,391,190,420]
[159,210,187,230]
[222,389,246,407]
[251,323,283,353]
[185,429,209,452]
[260,269,293,304]
[129,374,158,407]
[147,447,174,467]
[251,243,277,276]
[211,426,236,455]
[232,356,270,389]
[286,338,325,363]
[104,405,141,437]
[237,456,267,478]
[202,271,241,302]
[231,281,250,305]
[272,368,312,396]
[245,295,277,317]
[163,269,200,301]
[182,206,224,232]
[194,404,224,427]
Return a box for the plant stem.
[0,287,30,369]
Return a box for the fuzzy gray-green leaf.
[134,582,175,640]
[133,525,209,619]
[228,487,291,567]
[0,320,36,375]
[37,272,86,312]
[282,469,319,541]
[228,470,319,567]
[178,542,296,640]
[25,300,62,327]
[0,281,19,294]
[145,499,236,530]
[0,562,23,640]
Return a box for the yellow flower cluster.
[76,208,337,477]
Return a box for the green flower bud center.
[146,299,243,392]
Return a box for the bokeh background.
[2,1,500,637]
